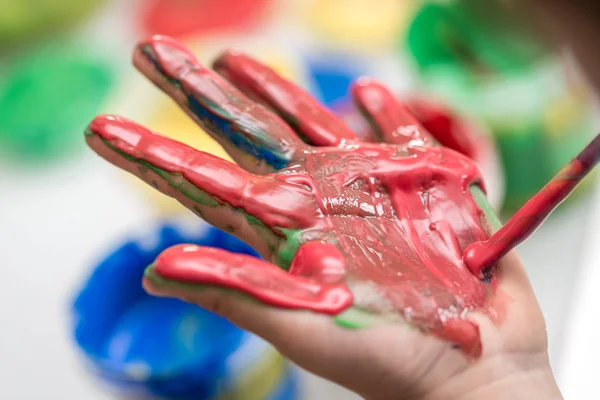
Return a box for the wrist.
[424,353,563,400]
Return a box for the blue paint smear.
[187,96,288,169]
[141,45,288,170]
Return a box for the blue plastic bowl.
[71,221,299,400]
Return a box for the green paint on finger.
[333,307,386,329]
[144,264,277,308]
[244,213,264,227]
[470,184,502,232]
[97,136,295,260]
[145,264,243,299]
[277,228,303,270]
[100,138,219,207]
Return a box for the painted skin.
[87,35,504,357]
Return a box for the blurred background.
[1,0,599,398]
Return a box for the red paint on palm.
[87,36,505,356]
[88,116,492,354]
[435,319,482,358]
[288,241,347,284]
[302,147,490,342]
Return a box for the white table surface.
[556,175,600,399]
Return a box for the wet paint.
[213,51,358,147]
[138,39,305,169]
[88,115,492,357]
[134,98,234,214]
[88,36,510,357]
[148,244,354,314]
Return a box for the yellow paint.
[220,349,287,400]
[544,91,588,140]
[261,52,303,85]
[304,0,418,51]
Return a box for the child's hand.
[85,36,561,400]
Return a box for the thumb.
[140,244,352,366]
[141,244,436,398]
[142,274,433,400]
[142,274,308,345]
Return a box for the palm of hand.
[87,36,514,363]
[270,142,493,353]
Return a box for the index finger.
[351,78,435,146]
[86,115,318,258]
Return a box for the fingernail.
[87,115,145,147]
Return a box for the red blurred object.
[140,0,272,39]
[407,97,477,160]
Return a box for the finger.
[144,244,354,314]
[142,258,373,396]
[86,115,318,256]
[144,268,451,400]
[133,35,307,172]
[213,50,358,147]
[142,245,472,398]
[351,78,434,146]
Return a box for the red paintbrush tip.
[464,133,600,277]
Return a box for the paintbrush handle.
[464,133,600,276]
